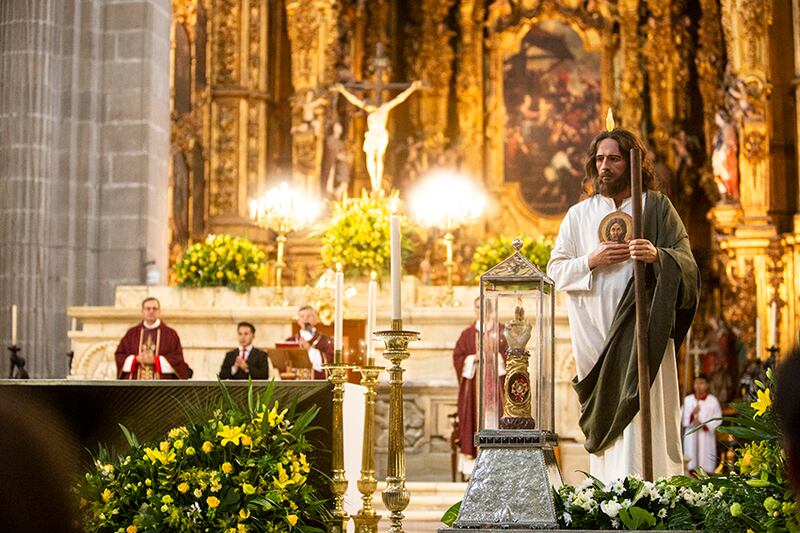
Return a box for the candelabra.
[250,182,320,305]
[7,345,28,379]
[374,319,419,533]
[352,358,383,533]
[410,171,486,307]
[324,350,353,533]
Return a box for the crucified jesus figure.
[332,80,423,192]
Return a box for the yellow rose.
[207,496,220,508]
[173,439,184,449]
[242,483,256,495]
[126,526,137,533]
[193,488,203,498]
[178,482,189,493]
[222,462,233,474]
[202,441,213,453]
[241,435,252,447]
[287,514,298,526]
[216,271,224,279]
[101,488,112,503]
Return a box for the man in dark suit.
[219,322,269,379]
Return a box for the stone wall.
[0,0,171,376]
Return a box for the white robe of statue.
[681,393,722,473]
[548,193,684,484]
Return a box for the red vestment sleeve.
[115,325,142,378]
[157,323,190,379]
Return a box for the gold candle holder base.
[325,353,355,533]
[353,362,384,533]
[374,319,419,533]
[352,513,381,533]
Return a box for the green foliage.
[173,234,268,293]
[469,235,554,280]
[319,190,413,279]
[441,501,461,527]
[76,381,328,532]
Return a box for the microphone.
[304,323,314,333]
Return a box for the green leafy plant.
[173,234,268,293]
[469,235,554,280]
[681,368,800,532]
[318,190,413,279]
[76,382,328,532]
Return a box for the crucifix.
[332,43,424,193]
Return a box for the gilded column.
[695,0,725,157]
[406,0,455,169]
[455,0,485,177]
[284,0,339,194]
[713,0,780,360]
[619,0,644,131]
[643,0,674,158]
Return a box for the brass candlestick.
[443,231,457,307]
[374,319,419,533]
[325,350,353,533]
[352,359,384,533]
[274,229,288,304]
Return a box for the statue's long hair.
[582,129,660,195]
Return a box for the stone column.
[0,1,64,377]
[0,0,171,377]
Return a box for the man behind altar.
[115,297,191,380]
[285,305,333,380]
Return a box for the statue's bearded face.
[594,139,630,198]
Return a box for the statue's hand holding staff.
[629,239,658,263]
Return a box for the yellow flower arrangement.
[77,382,327,531]
[319,190,413,278]
[173,234,268,292]
[470,235,554,281]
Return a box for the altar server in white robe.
[548,126,699,484]
[682,374,722,474]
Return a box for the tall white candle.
[755,317,762,359]
[390,215,401,320]
[10,304,17,346]
[334,268,344,356]
[71,317,77,332]
[770,301,778,348]
[366,272,377,360]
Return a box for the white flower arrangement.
[555,475,709,530]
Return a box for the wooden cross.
[339,43,414,106]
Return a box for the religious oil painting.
[503,20,601,217]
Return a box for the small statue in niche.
[323,122,353,200]
[711,110,740,202]
[669,129,701,199]
[291,89,327,139]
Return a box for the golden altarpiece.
[167,0,800,368]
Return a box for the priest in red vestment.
[114,297,191,380]
[452,297,507,479]
[285,305,333,380]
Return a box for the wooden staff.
[630,148,653,481]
